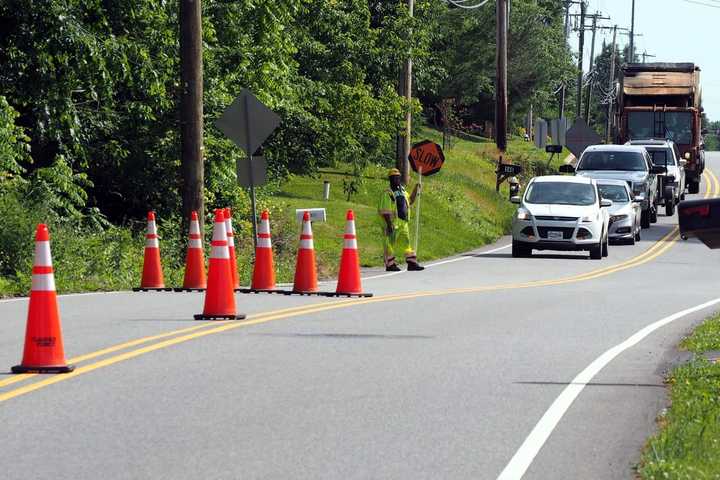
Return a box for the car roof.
[583,144,647,154]
[531,175,593,184]
[596,179,630,187]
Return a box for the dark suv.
[564,145,666,228]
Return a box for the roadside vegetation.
[0,126,557,296]
[639,312,720,479]
[0,1,576,296]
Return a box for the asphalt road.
[2,154,720,479]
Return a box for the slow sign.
[408,140,445,176]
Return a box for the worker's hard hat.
[388,168,401,178]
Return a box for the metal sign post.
[414,166,423,253]
[242,94,259,246]
[215,89,280,249]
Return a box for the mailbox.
[678,198,720,248]
[295,208,327,223]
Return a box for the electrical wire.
[445,0,493,9]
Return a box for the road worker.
[378,168,424,272]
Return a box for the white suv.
[511,175,611,260]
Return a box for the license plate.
[547,231,564,240]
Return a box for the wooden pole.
[180,0,204,231]
[496,0,508,153]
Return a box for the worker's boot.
[407,260,425,271]
[386,264,401,272]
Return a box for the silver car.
[597,180,643,245]
[627,139,687,216]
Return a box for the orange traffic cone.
[224,208,240,289]
[293,211,318,293]
[178,211,206,291]
[12,225,75,373]
[194,209,244,320]
[135,211,171,291]
[251,210,277,291]
[335,210,367,295]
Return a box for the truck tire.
[666,201,675,216]
[590,242,602,260]
[689,181,700,194]
[641,209,650,229]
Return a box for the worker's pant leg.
[382,228,397,267]
[395,221,416,263]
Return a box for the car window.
[598,184,629,202]
[577,151,647,171]
[525,182,596,206]
[645,147,675,166]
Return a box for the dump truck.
[616,63,705,194]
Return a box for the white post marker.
[414,166,423,254]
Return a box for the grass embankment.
[0,127,556,296]
[639,313,720,478]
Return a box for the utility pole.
[559,0,571,119]
[584,13,598,122]
[629,0,636,63]
[583,11,610,123]
[396,0,414,185]
[495,0,508,153]
[180,0,204,231]
[575,1,586,120]
[606,25,618,143]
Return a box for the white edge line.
[0,291,124,304]
[496,296,720,480]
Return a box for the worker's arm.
[382,213,394,236]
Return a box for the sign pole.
[414,166,423,254]
[243,94,259,249]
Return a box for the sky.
[572,0,720,120]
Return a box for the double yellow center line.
[1,170,716,403]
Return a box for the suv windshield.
[525,182,596,206]
[598,184,629,203]
[644,147,675,167]
[577,151,647,171]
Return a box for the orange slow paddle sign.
[408,140,445,176]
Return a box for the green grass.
[638,312,720,479]
[269,127,557,279]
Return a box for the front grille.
[534,216,579,222]
[537,227,575,239]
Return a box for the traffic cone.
[179,211,206,291]
[335,210,364,295]
[251,210,276,291]
[293,211,318,293]
[12,225,75,374]
[135,211,169,291]
[194,209,244,320]
[224,208,240,289]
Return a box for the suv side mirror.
[559,164,575,174]
[652,165,667,174]
[680,159,688,167]
[510,196,522,204]
[601,199,613,208]
[633,194,645,203]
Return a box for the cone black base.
[173,288,206,292]
[12,364,75,374]
[322,292,373,298]
[236,288,289,295]
[193,313,246,321]
[133,287,174,292]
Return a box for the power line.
[681,0,720,8]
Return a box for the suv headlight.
[516,209,531,221]
[610,214,628,223]
[633,182,647,194]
